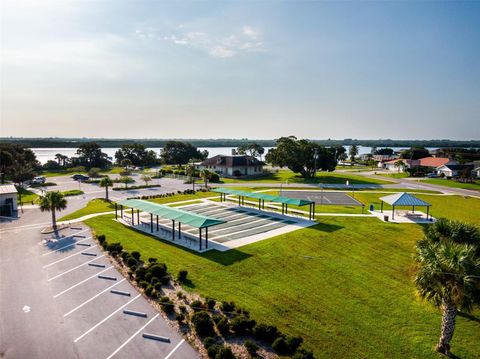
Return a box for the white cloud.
[162,25,264,58]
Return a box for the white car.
[32,176,46,185]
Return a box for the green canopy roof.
[212,188,314,206]
[119,199,225,228]
[380,192,431,207]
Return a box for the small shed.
[379,192,432,221]
[0,184,18,217]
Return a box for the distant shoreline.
[1,137,479,148]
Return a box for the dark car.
[71,174,90,181]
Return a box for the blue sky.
[1,0,479,139]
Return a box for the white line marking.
[164,339,185,359]
[42,237,92,256]
[73,294,141,343]
[43,245,98,268]
[53,266,113,298]
[105,313,160,359]
[64,278,126,317]
[48,254,105,282]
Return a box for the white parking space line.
[43,245,98,268]
[64,278,126,317]
[73,294,141,343]
[164,339,185,359]
[42,237,92,256]
[105,313,160,359]
[53,266,113,298]
[47,255,106,282]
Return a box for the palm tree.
[99,176,113,201]
[141,174,152,186]
[200,169,212,188]
[39,191,67,231]
[394,159,405,173]
[119,176,135,189]
[414,218,480,355]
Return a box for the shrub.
[148,257,157,263]
[177,270,188,283]
[175,312,185,323]
[145,285,154,297]
[97,234,106,244]
[160,299,174,314]
[253,324,278,344]
[191,311,215,337]
[212,314,223,324]
[210,172,220,182]
[230,315,256,335]
[217,317,231,336]
[151,277,160,286]
[160,275,170,286]
[154,283,162,292]
[129,265,137,275]
[135,267,147,281]
[272,337,289,355]
[221,301,236,313]
[144,272,153,283]
[215,347,235,359]
[292,348,315,359]
[148,263,167,279]
[126,258,137,268]
[131,251,141,261]
[206,297,216,310]
[190,300,206,312]
[207,345,223,359]
[286,336,304,353]
[203,337,216,349]
[88,167,102,178]
[121,251,130,261]
[179,305,187,313]
[244,340,259,357]
[139,281,149,289]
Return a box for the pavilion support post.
[206,227,208,249]
[313,202,316,220]
[281,203,284,215]
[427,206,430,221]
[412,205,415,213]
[120,205,123,218]
[150,213,153,233]
[137,210,140,224]
[381,201,384,213]
[131,208,134,225]
[242,196,245,205]
[199,228,202,250]
[115,203,118,219]
[259,199,261,210]
[172,220,175,240]
[156,215,159,231]
[179,222,182,239]
[262,200,265,209]
[238,196,241,206]
[285,204,288,215]
[392,205,395,220]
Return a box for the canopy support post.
[381,201,384,213]
[285,204,288,215]
[206,227,208,249]
[120,204,123,218]
[150,213,153,233]
[179,222,182,239]
[392,205,395,220]
[156,215,159,231]
[412,205,415,213]
[313,202,316,220]
[259,199,261,210]
[115,203,118,219]
[199,228,202,250]
[137,210,140,224]
[131,208,134,225]
[427,206,430,221]
[172,220,175,240]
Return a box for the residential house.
[436,164,474,178]
[0,184,18,217]
[197,155,264,177]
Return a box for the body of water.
[31,146,439,164]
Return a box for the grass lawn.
[421,178,480,191]
[377,172,409,179]
[59,199,115,221]
[17,187,39,204]
[85,214,480,358]
[212,169,392,185]
[225,186,441,194]
[39,166,125,178]
[62,189,84,196]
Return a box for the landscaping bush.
[230,315,256,335]
[253,323,278,344]
[207,345,223,359]
[210,172,220,183]
[151,277,160,285]
[217,317,231,336]
[191,311,215,337]
[286,336,304,353]
[179,305,187,313]
[148,257,157,263]
[160,275,170,286]
[175,312,185,323]
[292,348,315,359]
[215,347,235,359]
[88,167,102,178]
[212,314,223,324]
[135,267,147,281]
[221,301,236,313]
[148,263,167,279]
[203,337,216,349]
[144,272,153,283]
[154,283,162,292]
[272,337,289,355]
[131,251,141,261]
[97,234,106,245]
[244,340,259,357]
[159,297,174,314]
[177,269,188,283]
[126,257,137,268]
[106,242,123,253]
[206,297,216,310]
[121,251,130,261]
[139,281,149,289]
[190,300,206,312]
[145,285,154,297]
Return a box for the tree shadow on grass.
[458,311,480,323]
[311,222,344,233]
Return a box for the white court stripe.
[105,313,160,359]
[43,245,98,268]
[164,339,185,359]
[64,278,126,317]
[48,255,105,282]
[42,237,92,256]
[74,294,141,343]
[53,266,113,298]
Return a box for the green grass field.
[17,187,39,204]
[376,172,409,179]
[421,178,480,191]
[59,199,115,221]
[85,214,480,358]
[213,169,392,185]
[61,189,84,196]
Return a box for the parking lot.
[0,223,198,359]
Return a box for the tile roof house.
[436,164,474,178]
[197,155,264,177]
[381,157,455,172]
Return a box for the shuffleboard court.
[280,190,363,206]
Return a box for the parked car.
[32,176,46,185]
[71,174,89,181]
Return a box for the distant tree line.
[2,137,479,149]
